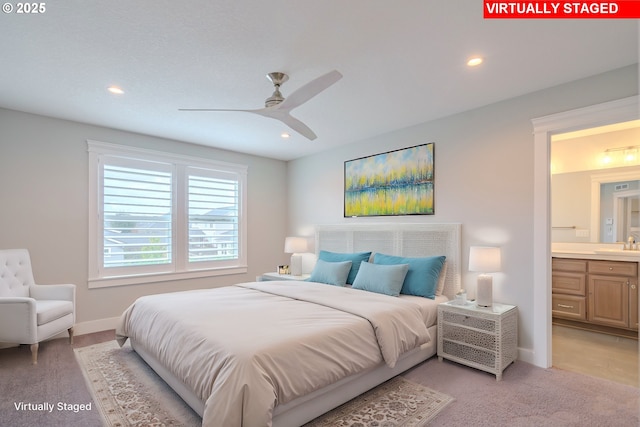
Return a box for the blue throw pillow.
[318,250,372,284]
[308,259,353,286]
[352,261,409,296]
[373,253,446,299]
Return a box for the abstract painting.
[344,143,434,217]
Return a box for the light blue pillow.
[308,259,353,286]
[351,261,409,297]
[318,250,372,284]
[373,253,446,299]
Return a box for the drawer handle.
[609,267,614,271]
[632,284,637,290]
[557,304,574,309]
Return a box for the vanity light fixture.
[603,145,640,164]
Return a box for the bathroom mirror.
[551,120,640,244]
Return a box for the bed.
[116,223,461,427]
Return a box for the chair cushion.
[35,300,73,325]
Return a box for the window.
[88,141,247,288]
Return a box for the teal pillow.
[351,261,409,297]
[373,253,446,299]
[318,250,371,284]
[308,259,352,286]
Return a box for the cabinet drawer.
[552,271,586,296]
[552,294,586,321]
[442,323,497,351]
[442,340,496,368]
[441,311,496,333]
[588,260,637,277]
[552,258,587,273]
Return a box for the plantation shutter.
[102,158,173,272]
[187,167,240,264]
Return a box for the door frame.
[532,95,638,368]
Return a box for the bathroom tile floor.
[552,324,639,387]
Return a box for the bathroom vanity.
[552,245,639,337]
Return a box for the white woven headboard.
[315,223,461,299]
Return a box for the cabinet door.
[630,279,639,331]
[588,275,629,328]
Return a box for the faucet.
[628,236,636,250]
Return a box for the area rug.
[75,340,453,427]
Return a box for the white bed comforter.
[116,280,431,427]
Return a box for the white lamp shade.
[468,246,501,272]
[284,237,308,254]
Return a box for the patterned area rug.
[75,341,453,427]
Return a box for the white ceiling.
[1,1,637,160]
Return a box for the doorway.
[550,124,640,386]
[531,95,639,370]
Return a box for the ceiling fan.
[179,70,342,141]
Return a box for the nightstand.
[261,272,310,281]
[437,301,517,381]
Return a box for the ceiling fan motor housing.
[265,72,289,107]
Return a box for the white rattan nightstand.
[437,301,517,381]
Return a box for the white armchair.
[0,249,75,364]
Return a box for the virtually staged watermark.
[14,401,92,413]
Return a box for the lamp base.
[476,274,493,307]
[290,254,302,276]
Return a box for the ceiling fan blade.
[178,108,259,112]
[277,70,342,111]
[279,114,317,140]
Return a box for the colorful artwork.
[344,143,434,217]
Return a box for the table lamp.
[284,237,308,276]
[469,246,501,307]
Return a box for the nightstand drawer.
[441,323,496,350]
[552,294,586,320]
[441,310,496,333]
[442,340,495,367]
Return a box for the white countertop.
[552,243,640,261]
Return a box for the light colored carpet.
[74,341,453,427]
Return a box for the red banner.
[484,1,640,18]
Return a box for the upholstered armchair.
[0,249,75,364]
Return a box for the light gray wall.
[287,65,638,356]
[0,109,289,326]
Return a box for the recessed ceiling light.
[467,57,483,67]
[281,132,290,139]
[107,86,124,95]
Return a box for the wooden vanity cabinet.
[552,258,638,333]
[552,258,587,321]
[588,261,637,330]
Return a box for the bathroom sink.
[593,249,640,256]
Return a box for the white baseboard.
[1,317,120,347]
[517,347,539,366]
[74,316,120,336]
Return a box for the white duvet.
[116,280,431,427]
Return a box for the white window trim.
[87,140,248,288]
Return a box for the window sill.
[88,266,248,289]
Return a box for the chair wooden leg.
[68,326,74,345]
[30,343,38,365]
